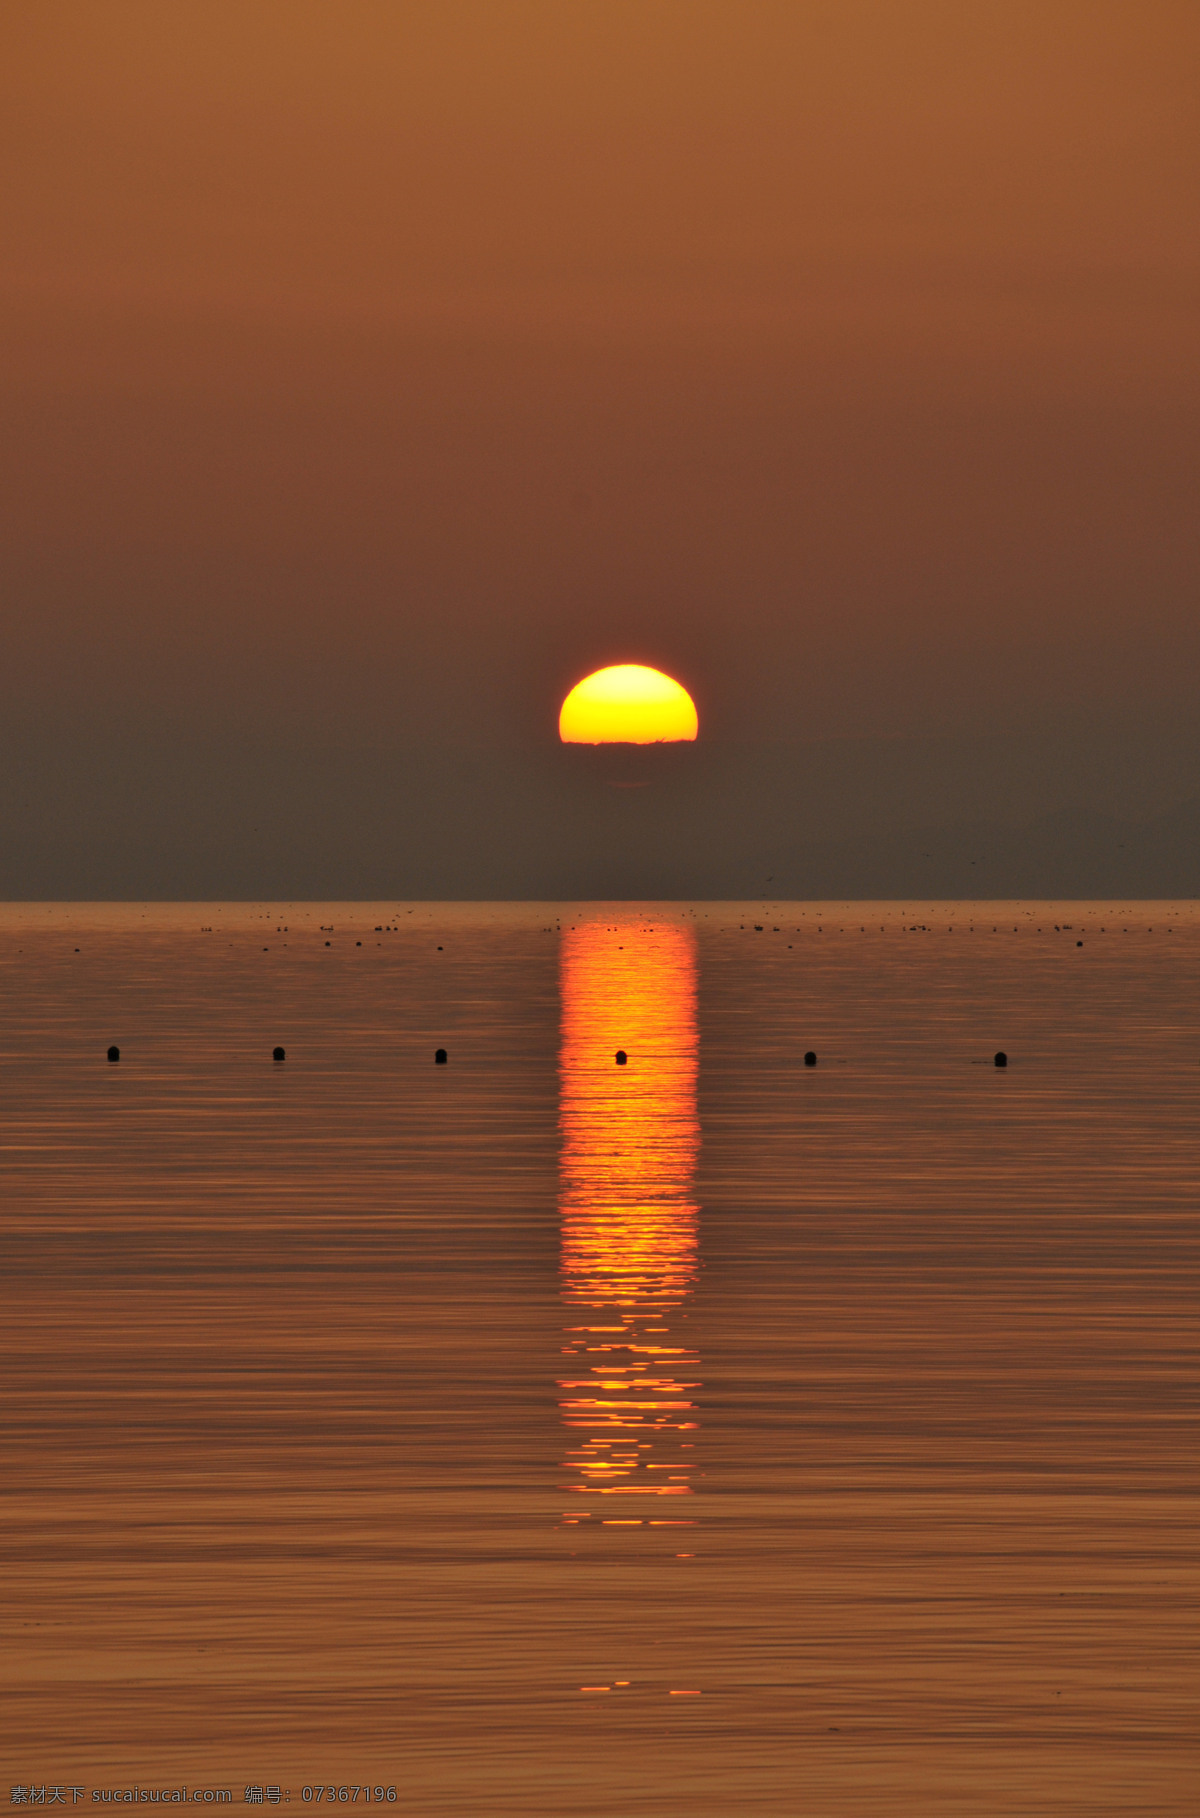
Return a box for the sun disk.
[558,665,698,744]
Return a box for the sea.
[3,901,1196,1816]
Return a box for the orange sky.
[1,1,1197,767]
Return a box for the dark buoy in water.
[1076,940,1083,947]
[272,1046,285,1062]
[994,1051,1008,1067]
[615,1050,628,1065]
[106,1044,120,1063]
[804,1050,817,1066]
[435,1048,448,1064]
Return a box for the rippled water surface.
[4,901,1197,1814]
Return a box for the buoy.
[615,1050,627,1065]
[994,1051,1008,1067]
[804,1051,817,1066]
[1076,940,1083,947]
[435,1048,448,1064]
[272,1046,285,1062]
[106,1045,120,1063]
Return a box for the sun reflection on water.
[558,919,701,1513]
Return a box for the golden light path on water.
[557,919,701,1523]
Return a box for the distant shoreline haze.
[3,721,1199,901]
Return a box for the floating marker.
[615,1050,628,1066]
[106,1045,120,1063]
[994,1051,1008,1067]
[273,1046,285,1062]
[804,1051,817,1067]
[435,1048,448,1065]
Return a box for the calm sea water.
[3,902,1196,1815]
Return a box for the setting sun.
[558,665,698,745]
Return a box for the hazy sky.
[1,3,1197,893]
